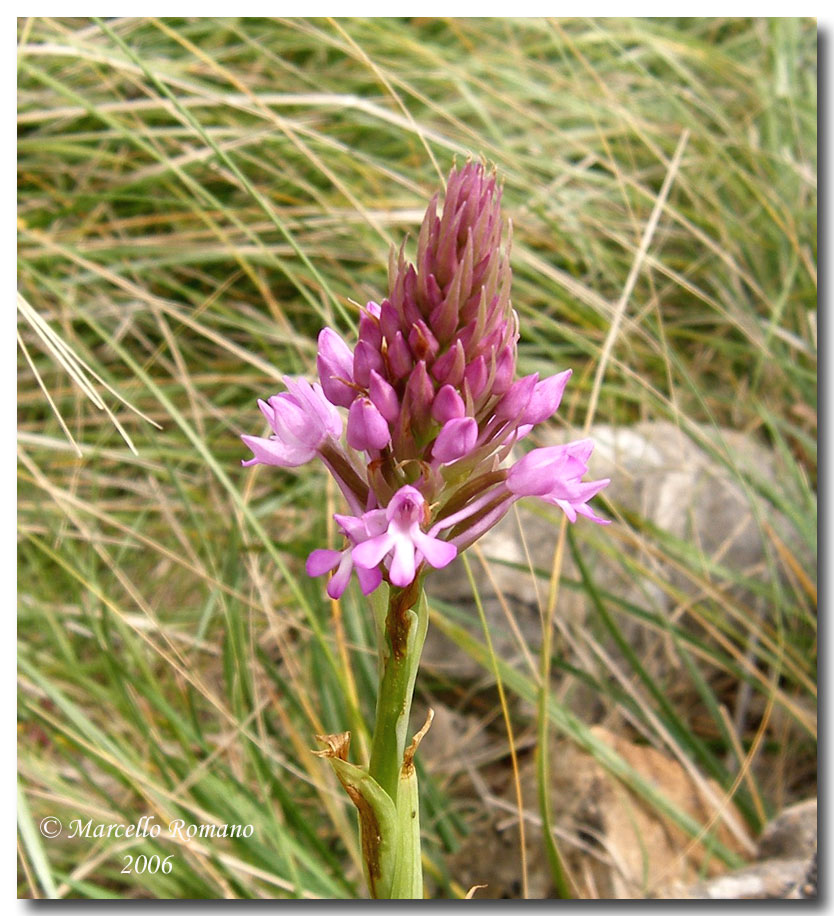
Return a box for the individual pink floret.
[352,486,457,588]
[241,377,342,468]
[507,439,610,524]
[305,510,388,598]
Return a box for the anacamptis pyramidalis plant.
[242,162,609,899]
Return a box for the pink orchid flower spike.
[243,161,610,600]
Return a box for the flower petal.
[352,532,396,569]
[411,528,457,569]
[506,446,571,496]
[327,552,354,599]
[574,502,612,525]
[554,498,578,523]
[268,393,311,445]
[389,535,417,587]
[287,378,343,439]
[494,373,537,421]
[355,565,383,595]
[306,548,343,577]
[257,398,276,427]
[335,509,388,542]
[240,434,314,468]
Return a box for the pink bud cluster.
[243,162,609,599]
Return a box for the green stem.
[319,578,429,899]
[368,576,428,804]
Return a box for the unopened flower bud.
[463,355,488,401]
[379,300,401,342]
[408,320,440,363]
[491,346,515,395]
[522,370,572,426]
[402,361,434,424]
[494,373,538,421]
[431,340,466,387]
[431,384,465,423]
[433,417,478,465]
[358,302,383,350]
[317,328,356,408]
[353,339,384,388]
[369,370,399,423]
[387,331,413,379]
[347,398,391,452]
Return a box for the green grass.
[18,17,816,899]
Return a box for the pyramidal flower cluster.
[243,162,609,599]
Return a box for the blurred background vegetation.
[18,17,816,899]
